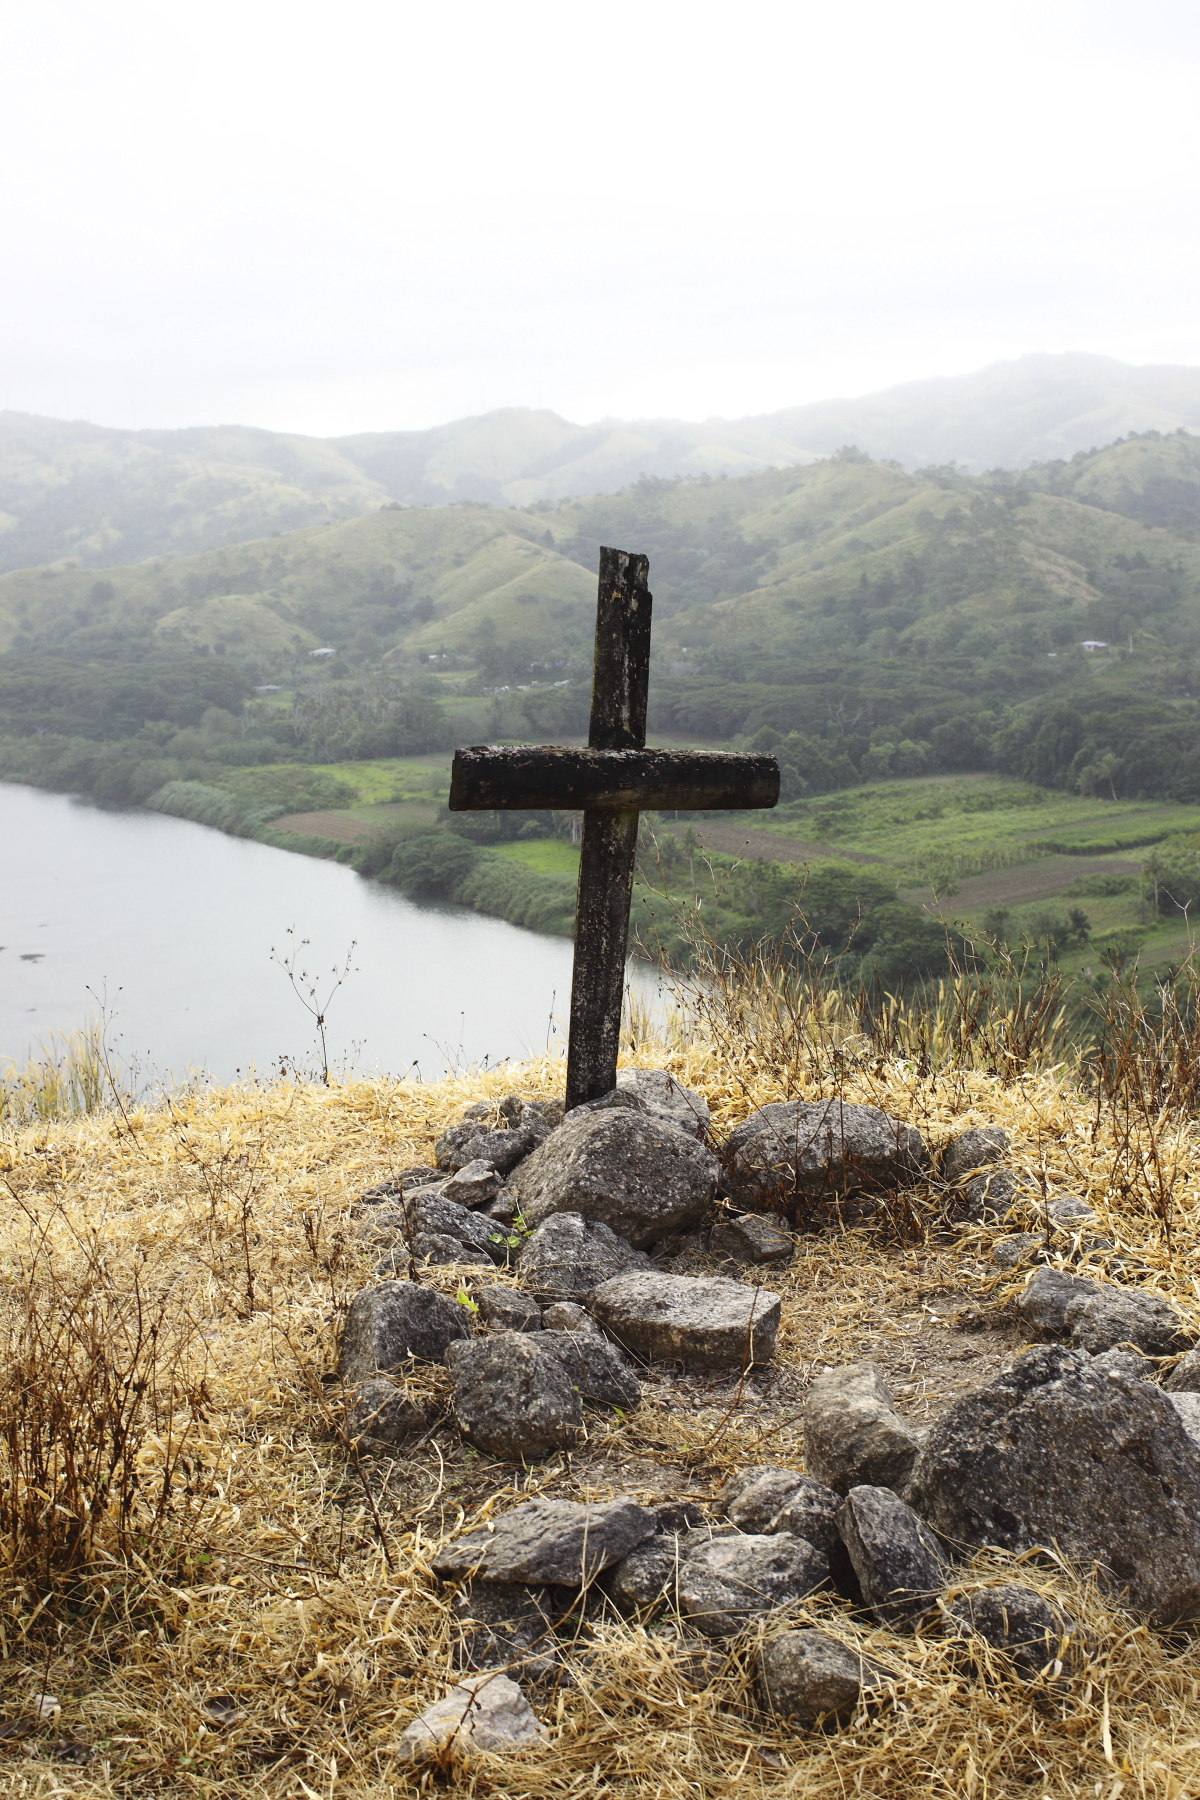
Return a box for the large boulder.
[445,1333,581,1459]
[677,1532,828,1639]
[905,1344,1200,1624]
[802,1363,922,1495]
[339,1281,472,1380]
[508,1107,719,1248]
[589,1271,781,1370]
[838,1486,947,1630]
[758,1629,885,1725]
[432,1496,656,1585]
[724,1098,927,1210]
[398,1674,544,1761]
[615,1068,710,1138]
[517,1213,652,1302]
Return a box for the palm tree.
[1094,751,1121,802]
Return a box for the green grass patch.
[493,839,581,875]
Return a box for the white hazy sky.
[3,0,1199,436]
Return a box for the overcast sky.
[3,0,1199,436]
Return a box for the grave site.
[5,555,1200,1798]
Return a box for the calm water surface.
[0,783,654,1083]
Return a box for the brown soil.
[273,809,374,842]
[694,821,885,865]
[904,853,1142,914]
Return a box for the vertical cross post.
[565,547,652,1111]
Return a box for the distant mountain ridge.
[2,352,1200,574]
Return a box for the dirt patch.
[272,809,374,842]
[695,821,885,865]
[904,853,1142,913]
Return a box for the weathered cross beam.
[449,547,780,1110]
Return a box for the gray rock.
[608,1534,691,1612]
[1015,1266,1101,1338]
[432,1496,656,1585]
[725,1098,927,1209]
[992,1233,1039,1269]
[402,1190,509,1265]
[443,1160,502,1208]
[944,1584,1077,1680]
[709,1213,794,1265]
[474,1285,543,1333]
[723,1466,806,1532]
[1090,1346,1153,1381]
[839,1485,948,1630]
[484,1190,517,1222]
[1165,1346,1200,1392]
[615,1067,710,1138]
[802,1363,922,1495]
[957,1166,1028,1223]
[537,1330,642,1411]
[436,1121,541,1176]
[905,1344,1200,1624]
[1168,1391,1200,1451]
[398,1673,545,1761]
[391,1233,495,1273]
[768,1479,857,1591]
[942,1126,1008,1184]
[1066,1286,1190,1357]
[508,1106,719,1248]
[759,1629,885,1725]
[1048,1197,1095,1224]
[540,1301,603,1335]
[446,1333,581,1460]
[449,1582,565,1684]
[677,1532,829,1639]
[345,1377,426,1444]
[517,1212,652,1302]
[339,1280,472,1380]
[589,1271,781,1370]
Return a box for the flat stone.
[839,1485,948,1630]
[942,1127,1008,1184]
[442,1160,502,1208]
[724,1098,927,1210]
[759,1628,885,1725]
[398,1674,545,1762]
[517,1212,652,1302]
[385,1233,495,1273]
[432,1496,656,1586]
[709,1214,794,1265]
[509,1107,719,1248]
[474,1285,543,1333]
[339,1281,472,1380]
[944,1584,1078,1680]
[1015,1266,1101,1338]
[677,1532,829,1639]
[536,1329,641,1411]
[608,1534,692,1612]
[1066,1286,1190,1357]
[449,1582,566,1684]
[446,1333,581,1460]
[589,1271,781,1370]
[345,1377,426,1444]
[905,1344,1200,1624]
[803,1363,922,1495]
[615,1067,710,1138]
[1048,1197,1095,1224]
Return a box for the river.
[0,783,658,1085]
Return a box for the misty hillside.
[4,430,1200,808]
[3,354,1200,576]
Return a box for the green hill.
[5,353,1200,573]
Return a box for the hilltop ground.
[2,1008,1200,1798]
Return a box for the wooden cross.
[449,547,780,1110]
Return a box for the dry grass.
[1,998,1200,1795]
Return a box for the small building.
[309,646,336,659]
[1079,640,1108,652]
